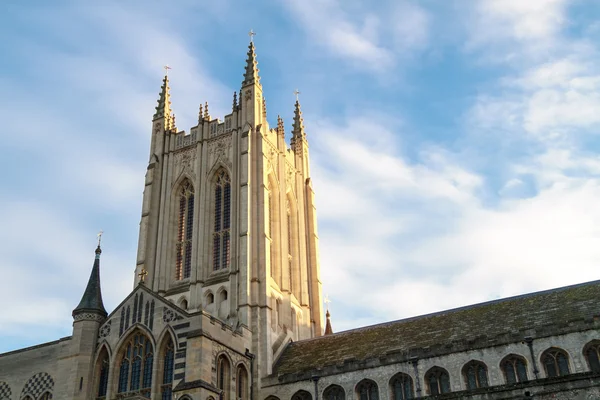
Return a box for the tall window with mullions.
[175,180,194,280]
[161,338,175,400]
[213,169,231,270]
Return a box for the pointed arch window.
[117,333,153,397]
[425,367,451,395]
[213,170,231,271]
[96,349,109,398]
[176,180,194,280]
[463,361,488,390]
[356,379,379,400]
[584,341,600,372]
[542,348,570,377]
[161,337,175,400]
[39,393,53,400]
[390,373,414,399]
[236,364,249,400]
[323,384,345,400]
[291,390,312,400]
[217,354,231,400]
[501,354,528,384]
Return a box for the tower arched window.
[176,180,194,280]
[236,364,249,400]
[213,170,231,271]
[161,336,175,400]
[356,379,379,400]
[323,384,345,400]
[117,332,153,397]
[463,361,488,390]
[501,354,528,384]
[390,373,414,399]
[96,347,110,398]
[541,348,570,378]
[584,340,600,372]
[425,367,451,395]
[217,354,231,400]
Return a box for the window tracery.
[584,341,600,372]
[213,170,231,271]
[425,367,451,395]
[501,354,528,384]
[541,348,570,378]
[390,373,414,399]
[323,385,345,400]
[176,180,194,280]
[117,332,153,397]
[463,361,488,390]
[356,379,379,400]
[217,355,231,400]
[161,337,175,400]
[291,390,312,400]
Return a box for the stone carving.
[20,372,54,400]
[163,307,179,323]
[73,312,105,322]
[175,132,197,149]
[208,134,233,170]
[99,320,112,338]
[174,147,196,181]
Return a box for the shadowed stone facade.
[1,40,600,400]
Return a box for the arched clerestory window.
[323,384,345,400]
[425,367,451,395]
[291,390,312,400]
[217,354,231,400]
[236,364,249,400]
[390,373,414,399]
[161,336,175,400]
[463,361,488,390]
[176,180,194,280]
[501,354,528,384]
[541,348,570,378]
[584,340,600,373]
[117,332,153,397]
[95,347,110,398]
[356,379,379,400]
[213,169,231,271]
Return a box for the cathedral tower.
[135,39,323,377]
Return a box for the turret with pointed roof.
[73,245,107,320]
[153,74,172,121]
[242,41,261,87]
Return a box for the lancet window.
[390,373,414,399]
[501,355,528,384]
[117,332,153,397]
[213,170,231,270]
[425,367,451,395]
[584,341,600,372]
[542,348,570,378]
[96,349,109,398]
[236,364,249,400]
[463,361,488,390]
[161,337,175,400]
[176,180,194,280]
[356,379,379,400]
[216,355,231,400]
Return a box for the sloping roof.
[274,280,600,377]
[73,246,107,317]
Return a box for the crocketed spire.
[276,115,285,136]
[242,41,261,86]
[291,99,306,145]
[73,245,107,319]
[153,74,171,120]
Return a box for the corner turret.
[73,244,107,320]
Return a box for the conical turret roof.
[73,245,107,319]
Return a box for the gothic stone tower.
[135,40,324,379]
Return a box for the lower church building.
[2,40,600,400]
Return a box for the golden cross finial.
[248,29,256,42]
[138,268,148,284]
[294,89,301,102]
[97,230,103,247]
[164,65,172,76]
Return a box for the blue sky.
[1,0,600,353]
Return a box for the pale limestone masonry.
[1,40,600,400]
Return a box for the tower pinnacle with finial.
[243,32,261,86]
[324,296,333,335]
[153,74,172,120]
[291,91,306,146]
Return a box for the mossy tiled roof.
[274,280,600,377]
